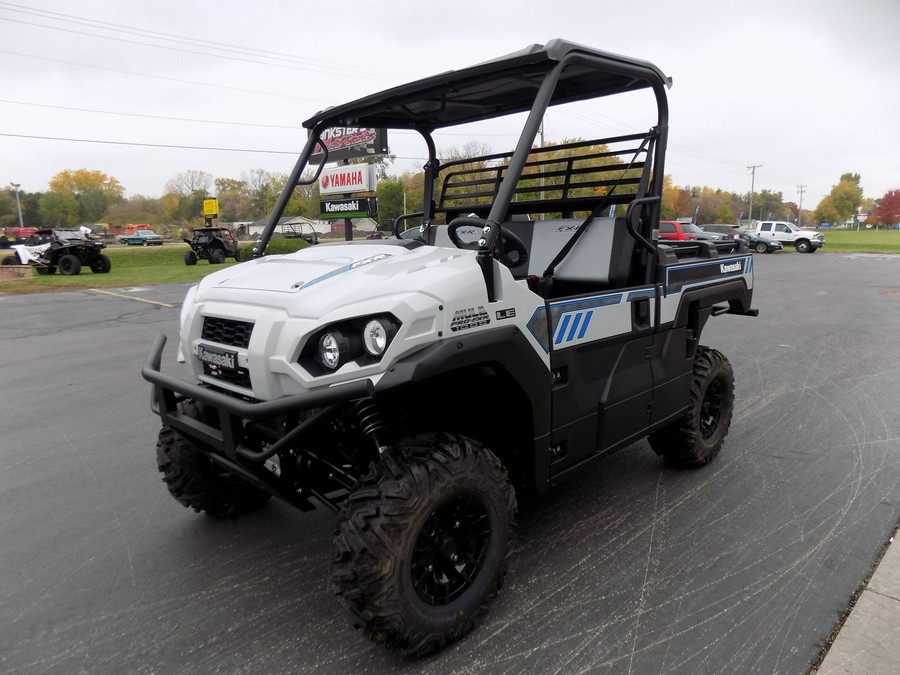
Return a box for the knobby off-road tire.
[156,401,271,518]
[233,248,242,262]
[1,256,17,265]
[58,254,82,276]
[184,250,198,266]
[649,346,734,468]
[90,254,111,273]
[208,248,226,264]
[332,432,517,655]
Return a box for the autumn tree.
[214,178,252,221]
[47,168,125,223]
[872,189,900,227]
[815,173,863,226]
[38,190,79,227]
[375,179,405,230]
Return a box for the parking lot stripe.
[88,288,175,308]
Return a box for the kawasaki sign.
[321,197,378,220]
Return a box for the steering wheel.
[447,217,528,269]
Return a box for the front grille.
[202,362,251,389]
[202,316,254,348]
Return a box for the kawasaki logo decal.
[665,256,752,292]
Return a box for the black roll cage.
[254,39,671,298]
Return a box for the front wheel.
[208,248,225,264]
[156,401,271,518]
[58,254,82,275]
[184,250,198,266]
[648,347,734,468]
[1,255,17,265]
[90,254,111,273]
[755,242,767,254]
[795,239,811,253]
[332,432,517,655]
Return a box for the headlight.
[302,314,400,375]
[363,319,388,356]
[317,331,345,370]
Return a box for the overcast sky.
[2,0,898,212]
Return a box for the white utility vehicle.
[143,39,757,654]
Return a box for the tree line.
[1,149,896,234]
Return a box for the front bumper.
[143,334,371,464]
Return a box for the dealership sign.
[310,127,388,165]
[320,197,378,220]
[319,164,377,196]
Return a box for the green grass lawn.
[0,239,308,294]
[814,228,900,253]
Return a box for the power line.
[0,1,401,81]
[0,132,299,154]
[0,49,328,102]
[0,98,299,129]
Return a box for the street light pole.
[9,182,24,228]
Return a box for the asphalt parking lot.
[1,252,899,674]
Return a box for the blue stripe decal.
[577,310,593,339]
[555,315,572,345]
[566,313,583,341]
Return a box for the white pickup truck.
[754,221,824,253]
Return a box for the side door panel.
[531,288,656,479]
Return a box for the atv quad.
[143,40,757,655]
[183,227,241,265]
[1,227,111,275]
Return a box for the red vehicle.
[657,220,698,241]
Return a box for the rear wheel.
[58,254,82,276]
[332,432,517,655]
[1,255,17,265]
[209,248,225,264]
[184,250,198,266]
[648,347,734,468]
[90,254,111,273]
[755,242,767,253]
[156,401,271,518]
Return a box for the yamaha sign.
[319,164,377,196]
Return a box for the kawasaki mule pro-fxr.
[143,39,757,654]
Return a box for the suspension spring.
[353,397,389,453]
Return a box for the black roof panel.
[303,39,670,131]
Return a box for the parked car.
[119,229,164,246]
[657,220,698,241]
[744,231,783,253]
[685,223,727,241]
[701,224,744,241]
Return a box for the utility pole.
[747,165,761,226]
[797,185,806,227]
[9,182,24,229]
